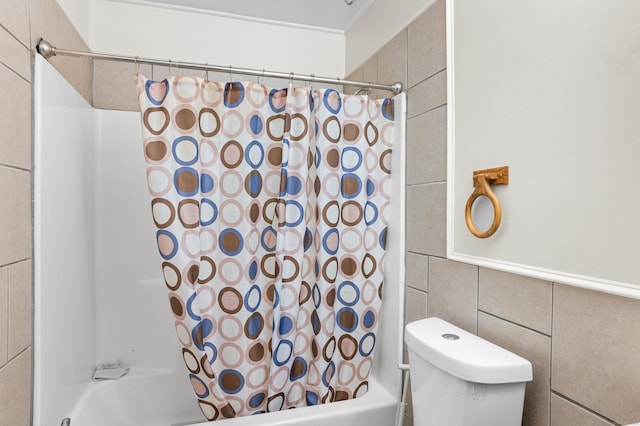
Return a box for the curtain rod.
[36,39,403,95]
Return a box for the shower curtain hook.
[204,63,209,81]
[228,65,233,82]
[134,55,140,74]
[168,59,173,78]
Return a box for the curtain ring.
[134,55,140,74]
[168,59,173,78]
[204,63,209,81]
[229,65,233,82]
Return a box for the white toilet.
[405,317,533,426]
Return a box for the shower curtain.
[136,75,396,420]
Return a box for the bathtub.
[35,56,406,426]
[65,368,398,426]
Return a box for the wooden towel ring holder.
[464,166,509,238]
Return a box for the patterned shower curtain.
[136,75,396,420]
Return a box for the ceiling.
[112,0,376,33]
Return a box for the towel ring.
[464,166,509,238]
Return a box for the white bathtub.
[35,57,407,426]
[65,368,398,426]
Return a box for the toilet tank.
[405,318,532,426]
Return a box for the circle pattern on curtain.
[137,75,396,420]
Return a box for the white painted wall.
[86,0,345,76]
[57,0,92,44]
[345,0,436,74]
[57,0,433,80]
[448,0,640,298]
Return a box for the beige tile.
[0,167,31,265]
[407,69,446,118]
[550,394,614,426]
[345,66,364,95]
[405,287,427,325]
[404,375,413,421]
[362,55,378,98]
[427,257,477,333]
[0,347,32,425]
[377,29,407,99]
[51,8,92,103]
[406,252,428,292]
[552,284,640,425]
[35,2,92,103]
[0,0,30,46]
[0,267,7,366]
[0,26,30,81]
[408,0,446,88]
[29,0,61,51]
[0,62,31,170]
[478,312,550,426]
[478,268,552,335]
[406,183,446,257]
[407,105,446,185]
[94,59,152,111]
[8,260,31,358]
[402,414,413,426]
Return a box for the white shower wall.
[35,55,405,424]
[34,56,97,425]
[35,56,188,425]
[93,109,183,370]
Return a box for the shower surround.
[33,56,406,425]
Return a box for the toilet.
[405,317,532,426]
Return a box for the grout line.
[406,180,446,188]
[407,102,447,120]
[0,258,32,270]
[477,309,552,338]
[406,103,446,120]
[0,22,29,51]
[407,67,447,91]
[0,59,31,84]
[1,345,32,369]
[0,162,31,173]
[551,390,621,425]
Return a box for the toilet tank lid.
[405,317,533,384]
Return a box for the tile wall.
[347,0,640,425]
[0,0,90,423]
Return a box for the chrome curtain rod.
[36,39,403,95]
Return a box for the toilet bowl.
[405,317,532,426]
